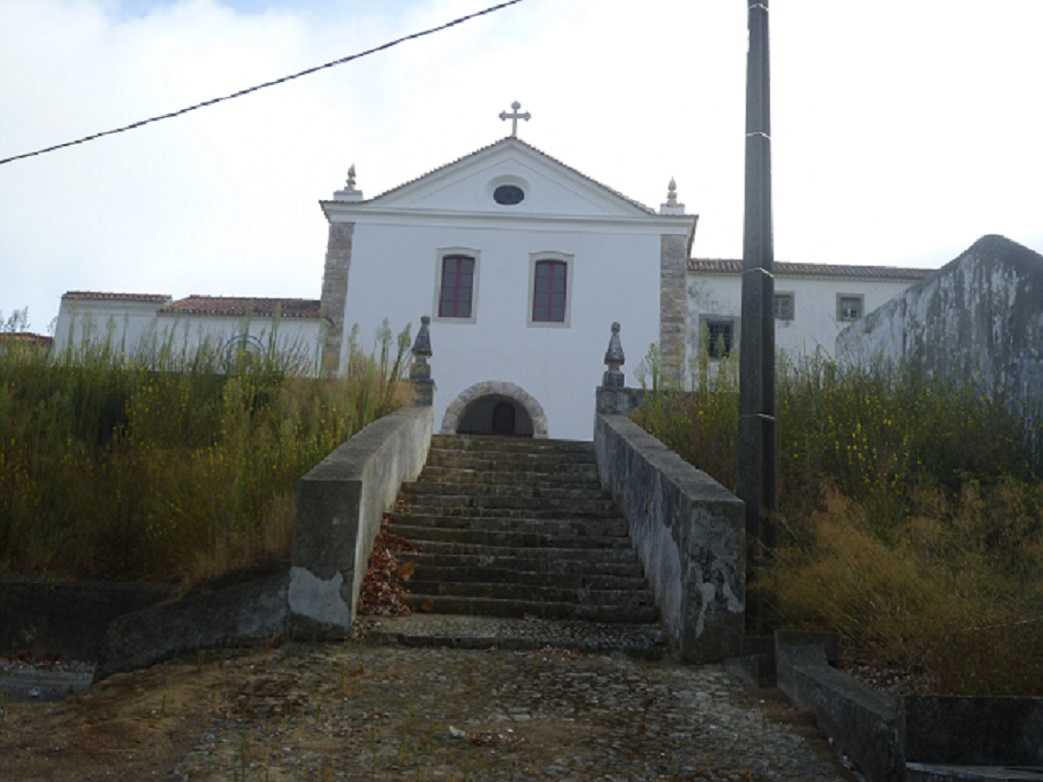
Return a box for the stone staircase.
[374,434,665,657]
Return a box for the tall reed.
[0,312,410,588]
[637,345,1043,694]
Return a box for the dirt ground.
[0,641,857,782]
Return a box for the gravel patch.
[170,643,856,781]
[2,641,859,781]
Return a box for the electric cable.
[0,0,523,167]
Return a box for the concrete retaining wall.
[775,636,905,782]
[95,564,291,681]
[0,577,171,661]
[903,695,1043,766]
[92,405,433,680]
[288,405,433,635]
[593,413,744,662]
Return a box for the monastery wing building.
[52,118,938,441]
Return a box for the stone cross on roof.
[499,101,531,137]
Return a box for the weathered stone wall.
[837,235,1043,416]
[0,577,171,661]
[775,636,905,782]
[289,405,433,635]
[659,234,689,384]
[319,222,354,377]
[92,406,433,681]
[593,414,744,662]
[903,695,1043,766]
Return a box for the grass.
[0,308,411,590]
[636,347,1043,695]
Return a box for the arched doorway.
[441,381,548,438]
[456,394,533,437]
[491,401,515,436]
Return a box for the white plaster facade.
[53,292,323,372]
[320,138,695,441]
[686,261,931,366]
[53,293,172,356]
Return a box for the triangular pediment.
[343,138,656,219]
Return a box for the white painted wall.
[326,137,694,441]
[343,218,667,441]
[154,314,323,373]
[53,296,322,373]
[53,297,169,357]
[686,272,921,369]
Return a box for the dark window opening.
[493,184,525,205]
[838,295,864,322]
[704,320,735,359]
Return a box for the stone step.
[406,580,655,607]
[402,594,660,624]
[400,481,608,502]
[405,564,648,591]
[389,513,628,538]
[417,465,601,486]
[358,615,666,660]
[430,435,595,455]
[423,451,597,474]
[387,523,633,551]
[396,550,646,578]
[376,434,661,636]
[389,503,620,521]
[395,547,646,572]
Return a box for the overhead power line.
[0,0,523,167]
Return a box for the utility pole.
[737,1,777,563]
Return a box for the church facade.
[52,131,937,441]
[317,137,695,441]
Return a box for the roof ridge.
[338,136,657,215]
[160,295,320,319]
[688,258,934,279]
[62,291,171,302]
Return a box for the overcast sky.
[2,0,1041,333]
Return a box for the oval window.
[493,184,525,205]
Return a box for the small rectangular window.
[774,292,795,321]
[703,319,735,359]
[837,294,864,322]
[438,255,475,319]
[532,259,567,323]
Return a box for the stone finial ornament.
[412,315,432,361]
[410,315,434,406]
[659,178,685,215]
[602,321,625,388]
[333,163,363,202]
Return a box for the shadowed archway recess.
[440,381,548,438]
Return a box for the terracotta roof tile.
[688,258,934,281]
[0,332,53,347]
[62,291,171,303]
[159,296,321,319]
